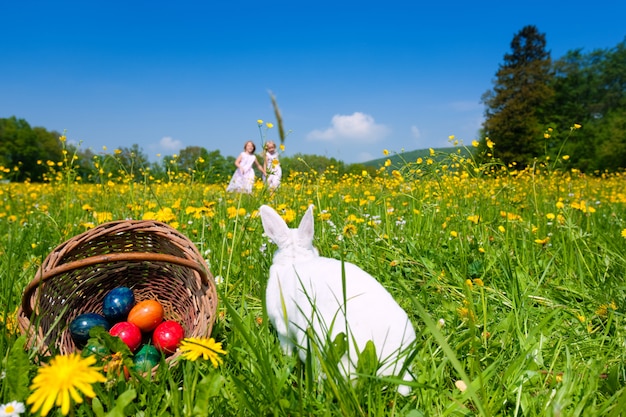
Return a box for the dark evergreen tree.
[481,25,554,167]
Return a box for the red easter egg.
[127,299,164,332]
[152,320,185,354]
[109,321,142,353]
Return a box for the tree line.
[0,116,375,183]
[481,26,626,171]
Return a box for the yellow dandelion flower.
[621,228,626,239]
[573,123,581,129]
[486,138,494,149]
[465,279,473,289]
[257,119,263,124]
[534,237,550,245]
[93,211,113,223]
[498,225,506,233]
[562,155,570,160]
[384,159,391,167]
[27,354,106,416]
[318,212,331,221]
[416,157,423,164]
[467,215,480,224]
[179,337,227,368]
[281,209,296,223]
[0,308,19,336]
[473,278,484,287]
[226,206,238,219]
[383,149,389,155]
[450,230,458,238]
[429,148,435,156]
[266,122,274,128]
[471,140,479,147]
[279,144,285,151]
[343,223,357,237]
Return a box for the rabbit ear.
[259,205,290,247]
[296,205,315,245]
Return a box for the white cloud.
[307,112,390,143]
[158,136,183,151]
[410,125,421,139]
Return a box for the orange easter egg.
[127,299,164,332]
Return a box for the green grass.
[1,148,625,416]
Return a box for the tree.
[0,116,63,181]
[112,144,149,181]
[548,39,626,171]
[481,25,554,167]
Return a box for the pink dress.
[227,152,257,193]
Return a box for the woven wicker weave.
[18,219,218,361]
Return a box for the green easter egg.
[132,344,161,372]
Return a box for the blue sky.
[2,1,625,164]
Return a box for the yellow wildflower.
[27,354,105,416]
[179,337,227,368]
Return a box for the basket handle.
[21,252,210,318]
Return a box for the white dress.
[227,152,257,193]
[265,151,282,189]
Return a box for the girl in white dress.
[264,140,282,190]
[226,141,265,193]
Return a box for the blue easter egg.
[69,313,110,347]
[102,286,135,323]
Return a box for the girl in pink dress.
[227,141,265,193]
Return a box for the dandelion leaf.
[105,389,137,417]
[191,374,225,417]
[356,340,378,376]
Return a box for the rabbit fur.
[260,204,416,395]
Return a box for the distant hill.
[361,146,473,168]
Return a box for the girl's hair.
[244,140,256,153]
[265,140,276,150]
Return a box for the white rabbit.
[259,204,416,395]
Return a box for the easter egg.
[133,344,161,372]
[152,320,185,354]
[102,286,135,322]
[109,321,142,352]
[69,313,110,347]
[127,300,164,332]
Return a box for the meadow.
[1,142,625,416]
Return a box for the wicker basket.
[18,219,218,362]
